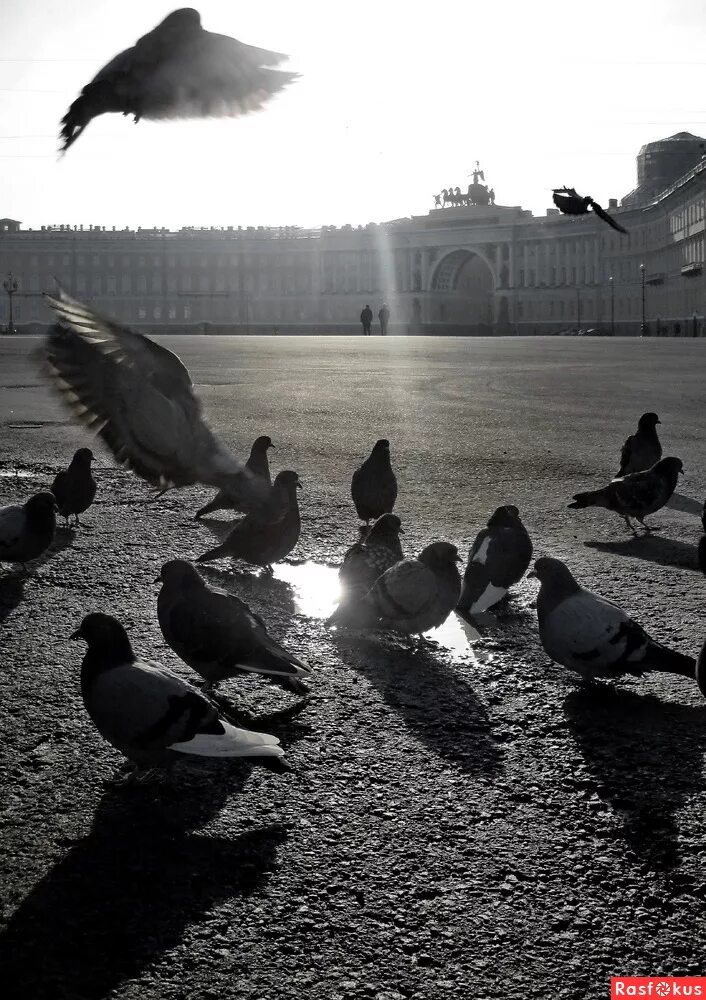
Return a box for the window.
[121,276,131,293]
[151,275,161,292]
[106,276,117,294]
[138,307,147,320]
[184,305,191,320]
[153,305,162,320]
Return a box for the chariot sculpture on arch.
[433,161,494,208]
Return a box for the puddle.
[272,560,483,661]
[0,468,38,479]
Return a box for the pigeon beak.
[398,527,405,534]
[153,575,162,584]
[269,444,275,450]
[296,482,303,491]
[69,628,82,640]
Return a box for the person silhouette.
[360,304,373,336]
[378,304,390,336]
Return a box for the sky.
[1,0,705,231]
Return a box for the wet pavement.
[1,335,705,1000]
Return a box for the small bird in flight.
[552,187,628,234]
[59,8,299,153]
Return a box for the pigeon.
[51,447,97,527]
[197,470,302,571]
[458,505,533,615]
[616,412,662,477]
[71,612,284,778]
[697,636,706,699]
[59,8,299,153]
[698,501,706,577]
[330,513,405,620]
[195,435,274,519]
[0,492,57,571]
[329,541,462,634]
[568,456,683,534]
[532,556,695,683]
[43,290,267,506]
[351,439,398,523]
[157,559,310,694]
[552,187,628,234]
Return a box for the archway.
[430,249,495,332]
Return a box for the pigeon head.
[531,557,580,591]
[656,456,684,477]
[419,541,461,566]
[159,8,202,33]
[373,439,391,452]
[488,505,520,528]
[638,412,660,429]
[72,447,95,464]
[70,612,134,657]
[157,559,203,588]
[24,491,58,520]
[253,436,274,452]
[369,513,403,537]
[273,470,302,493]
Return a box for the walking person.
[378,303,390,336]
[360,304,373,336]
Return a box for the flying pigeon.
[43,290,268,505]
[157,559,310,694]
[0,492,57,571]
[552,187,628,234]
[616,412,662,477]
[51,447,97,527]
[197,470,302,570]
[698,501,706,577]
[59,8,299,153]
[329,541,462,634]
[532,556,695,683]
[351,439,398,523]
[458,505,533,615]
[71,612,283,779]
[568,456,683,534]
[195,435,274,519]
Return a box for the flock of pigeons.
[1,289,705,785]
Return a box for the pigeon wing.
[589,199,628,234]
[373,560,436,620]
[43,291,243,490]
[617,434,634,477]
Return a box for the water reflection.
[272,560,483,662]
[0,468,37,479]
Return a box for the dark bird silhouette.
[51,447,97,527]
[351,439,398,523]
[195,435,274,519]
[59,8,299,153]
[552,187,628,234]
[698,501,706,577]
[616,412,662,477]
[71,612,283,780]
[568,456,683,534]
[458,504,533,614]
[532,557,696,684]
[329,541,462,634]
[43,290,268,505]
[197,470,301,571]
[0,492,57,571]
[330,513,404,620]
[157,559,310,695]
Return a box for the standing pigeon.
[698,501,706,577]
[71,612,283,779]
[197,470,302,571]
[329,541,462,634]
[458,505,533,615]
[43,290,268,507]
[195,435,274,519]
[330,513,405,620]
[616,412,662,477]
[59,8,299,153]
[568,456,683,533]
[552,187,628,234]
[532,556,695,683]
[351,439,398,523]
[51,447,97,527]
[0,492,57,571]
[157,559,310,694]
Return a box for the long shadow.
[198,563,297,619]
[0,573,25,626]
[335,632,503,780]
[564,685,706,869]
[0,772,289,1000]
[666,492,704,517]
[584,535,700,571]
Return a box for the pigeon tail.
[568,488,609,510]
[59,81,124,153]
[196,544,228,563]
[194,494,227,519]
[244,645,310,692]
[170,719,283,758]
[697,641,706,699]
[643,643,696,679]
[327,596,379,629]
[698,535,706,577]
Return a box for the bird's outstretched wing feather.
[589,199,628,234]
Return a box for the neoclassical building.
[1,132,704,336]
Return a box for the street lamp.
[609,275,615,336]
[640,263,646,336]
[576,286,581,332]
[3,272,18,335]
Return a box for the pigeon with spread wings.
[552,187,628,234]
[43,290,266,505]
[59,8,299,152]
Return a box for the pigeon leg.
[636,517,654,533]
[623,515,639,536]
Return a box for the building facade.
[1,133,704,336]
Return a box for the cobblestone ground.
[1,335,705,1000]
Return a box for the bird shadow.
[584,535,701,571]
[0,774,290,1000]
[198,563,297,619]
[334,632,503,780]
[0,573,25,626]
[564,685,706,870]
[666,492,704,517]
